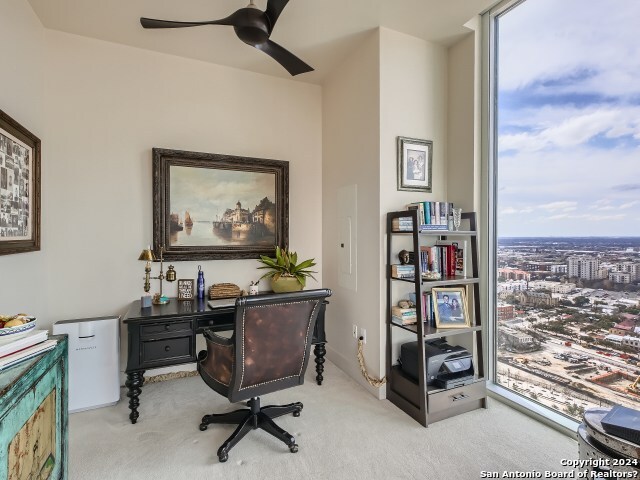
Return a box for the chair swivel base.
[199,397,303,462]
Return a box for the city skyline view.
[497,0,640,238]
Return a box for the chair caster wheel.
[219,453,228,462]
[289,444,299,453]
[199,424,208,431]
[293,411,301,417]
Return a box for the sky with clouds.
[496,0,640,237]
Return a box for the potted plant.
[257,246,317,293]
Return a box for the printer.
[400,339,474,389]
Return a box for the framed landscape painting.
[0,109,40,255]
[152,148,289,261]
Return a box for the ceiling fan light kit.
[140,0,313,76]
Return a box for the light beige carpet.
[69,361,577,480]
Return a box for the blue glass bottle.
[197,265,205,300]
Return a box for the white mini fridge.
[53,316,120,413]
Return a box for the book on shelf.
[391,306,417,317]
[406,201,454,228]
[391,217,413,231]
[0,329,48,359]
[435,240,467,278]
[391,264,415,278]
[391,315,417,326]
[0,339,58,371]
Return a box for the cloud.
[495,0,639,237]
[614,184,640,192]
[499,106,640,153]
[538,201,578,212]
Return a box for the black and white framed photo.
[432,287,470,329]
[0,109,40,255]
[397,136,432,192]
[177,279,195,300]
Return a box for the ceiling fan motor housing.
[233,7,271,46]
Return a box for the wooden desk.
[122,297,328,424]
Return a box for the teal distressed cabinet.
[0,335,68,479]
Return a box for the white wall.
[322,31,382,396]
[322,28,450,398]
[447,32,476,212]
[379,28,450,393]
[2,24,323,376]
[0,0,46,316]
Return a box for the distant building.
[528,280,575,294]
[610,318,638,336]
[497,303,515,321]
[499,268,531,281]
[613,262,640,281]
[550,264,567,274]
[522,261,554,272]
[497,279,528,293]
[609,272,632,284]
[604,334,623,346]
[623,335,640,351]
[501,327,534,348]
[514,291,558,307]
[567,256,600,280]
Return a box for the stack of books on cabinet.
[0,330,56,371]
[386,207,486,427]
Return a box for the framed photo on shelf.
[152,148,289,261]
[432,287,470,329]
[0,109,41,255]
[396,136,432,192]
[177,279,194,300]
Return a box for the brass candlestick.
[138,245,176,305]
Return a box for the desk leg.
[313,343,326,385]
[126,370,145,424]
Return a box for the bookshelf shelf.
[385,209,487,427]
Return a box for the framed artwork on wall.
[397,136,432,192]
[152,148,289,261]
[0,109,41,255]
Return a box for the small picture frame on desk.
[432,287,470,329]
[177,279,194,300]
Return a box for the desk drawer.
[141,320,192,337]
[428,380,486,415]
[141,336,193,365]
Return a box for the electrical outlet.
[352,324,358,338]
[360,328,367,344]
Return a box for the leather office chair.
[197,288,332,462]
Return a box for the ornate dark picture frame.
[152,148,289,261]
[0,109,41,256]
[397,136,433,192]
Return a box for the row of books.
[421,241,466,278]
[0,330,57,371]
[404,201,455,230]
[391,292,436,328]
[390,241,466,280]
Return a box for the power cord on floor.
[357,336,386,387]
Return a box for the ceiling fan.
[140,0,313,76]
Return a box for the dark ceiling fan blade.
[264,0,290,30]
[254,39,313,76]
[140,12,240,29]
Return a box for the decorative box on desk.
[0,335,68,479]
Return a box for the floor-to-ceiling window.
[487,0,640,422]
